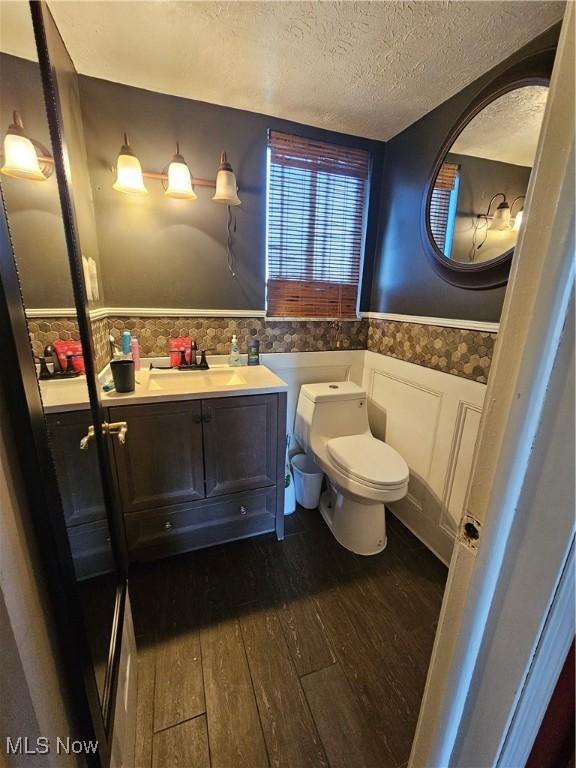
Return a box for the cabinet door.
[109,401,205,513]
[203,394,278,497]
[46,411,106,526]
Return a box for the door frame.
[0,189,108,767]
[410,7,574,766]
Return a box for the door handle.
[106,421,128,445]
[79,421,128,450]
[80,425,95,450]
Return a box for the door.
[0,0,127,756]
[410,11,574,766]
[110,401,205,513]
[0,45,115,768]
[203,394,278,497]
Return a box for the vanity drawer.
[125,487,276,560]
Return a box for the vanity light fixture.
[112,134,148,195]
[1,111,53,181]
[511,195,526,231]
[487,193,511,230]
[212,151,241,206]
[111,138,240,207]
[165,144,197,200]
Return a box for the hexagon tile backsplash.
[367,318,496,384]
[27,315,497,384]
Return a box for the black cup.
[111,359,135,393]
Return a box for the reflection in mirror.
[429,84,548,265]
[0,10,116,710]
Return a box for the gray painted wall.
[78,77,384,311]
[370,25,559,322]
[447,152,531,264]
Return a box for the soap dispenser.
[229,334,241,367]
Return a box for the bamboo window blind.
[266,131,370,318]
[429,162,460,252]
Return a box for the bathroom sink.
[146,369,247,391]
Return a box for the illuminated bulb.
[212,151,241,206]
[1,112,46,181]
[512,208,523,231]
[112,135,147,195]
[165,146,197,200]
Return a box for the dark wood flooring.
[129,507,447,768]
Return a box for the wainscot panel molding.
[361,312,499,334]
[263,350,365,440]
[26,307,267,318]
[362,350,486,564]
[26,307,78,318]
[106,307,268,318]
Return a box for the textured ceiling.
[452,85,548,166]
[1,1,564,141]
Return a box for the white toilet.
[295,382,409,556]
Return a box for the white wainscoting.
[261,349,485,565]
[362,351,486,564]
[262,351,365,441]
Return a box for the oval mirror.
[426,83,548,273]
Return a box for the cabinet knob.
[164,521,173,530]
[239,505,248,516]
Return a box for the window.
[266,131,370,318]
[430,161,460,256]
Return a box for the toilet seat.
[327,435,409,489]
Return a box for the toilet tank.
[295,382,370,451]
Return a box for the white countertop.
[39,361,288,414]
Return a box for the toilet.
[295,382,409,556]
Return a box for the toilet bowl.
[294,382,409,555]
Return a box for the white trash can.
[291,453,324,510]
[284,469,296,516]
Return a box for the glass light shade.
[213,169,241,205]
[489,202,511,230]
[165,157,197,200]
[113,151,148,195]
[512,208,524,231]
[1,132,46,181]
[212,151,241,206]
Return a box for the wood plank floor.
[129,507,447,768]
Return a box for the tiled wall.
[91,317,112,373]
[367,318,496,384]
[27,316,111,374]
[28,317,79,359]
[27,314,497,384]
[107,317,367,355]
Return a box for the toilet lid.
[327,435,409,488]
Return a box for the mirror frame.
[422,48,555,289]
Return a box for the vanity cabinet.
[109,392,286,561]
[47,392,286,564]
[46,411,114,579]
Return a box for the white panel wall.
[262,350,365,442]
[262,349,486,565]
[363,351,486,564]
